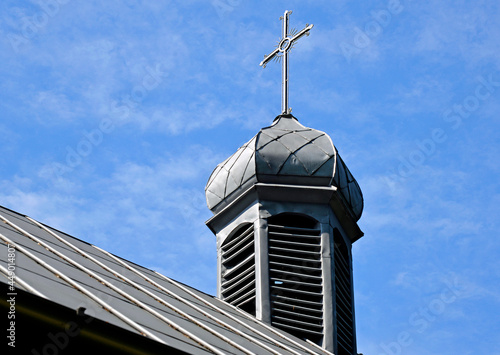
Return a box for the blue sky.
[1,0,499,354]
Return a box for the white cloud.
[0,2,499,351]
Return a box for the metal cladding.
[0,205,330,355]
[205,114,364,220]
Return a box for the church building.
[1,10,364,355]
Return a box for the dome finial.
[259,10,313,116]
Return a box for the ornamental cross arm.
[259,10,313,115]
[260,48,280,68]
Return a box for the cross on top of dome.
[260,10,313,115]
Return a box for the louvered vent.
[268,214,323,344]
[220,223,256,316]
[334,230,355,355]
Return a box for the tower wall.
[207,184,358,353]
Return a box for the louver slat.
[221,224,254,251]
[222,253,254,279]
[268,232,321,241]
[267,224,321,234]
[222,239,254,264]
[335,288,353,317]
[222,229,254,256]
[337,327,353,352]
[235,294,256,308]
[223,275,255,302]
[230,287,256,306]
[271,315,323,330]
[337,313,353,337]
[271,301,323,315]
[221,224,256,316]
[269,239,321,250]
[270,285,322,297]
[269,259,321,271]
[335,265,351,291]
[268,218,323,344]
[334,231,354,355]
[335,245,350,269]
[269,246,321,257]
[272,308,323,322]
[270,277,321,289]
[269,268,322,281]
[271,322,324,337]
[271,294,323,308]
[221,268,255,292]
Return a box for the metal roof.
[0,205,332,355]
[205,114,363,220]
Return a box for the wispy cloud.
[0,2,499,352]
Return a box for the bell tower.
[205,114,364,354]
[205,10,364,354]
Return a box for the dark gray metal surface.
[205,114,363,220]
[0,205,331,355]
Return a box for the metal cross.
[260,10,313,115]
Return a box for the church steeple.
[205,9,363,355]
[205,113,363,354]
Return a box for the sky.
[0,0,499,354]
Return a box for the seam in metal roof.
[93,245,302,355]
[157,273,333,355]
[0,262,47,299]
[0,228,165,345]
[24,217,248,355]
[0,206,331,354]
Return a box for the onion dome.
[205,114,363,220]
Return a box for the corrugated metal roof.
[0,205,332,355]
